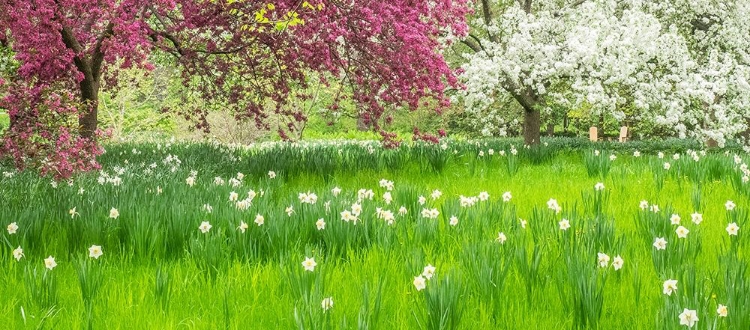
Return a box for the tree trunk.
[523,109,541,145]
[79,77,99,139]
[357,115,370,131]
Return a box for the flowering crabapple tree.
[0,0,469,178]
[457,0,750,146]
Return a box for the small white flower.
[547,198,562,213]
[88,245,103,259]
[199,221,212,233]
[673,153,680,160]
[670,214,681,225]
[725,200,736,211]
[639,200,649,210]
[519,219,527,229]
[383,192,393,204]
[268,171,276,179]
[650,204,660,213]
[430,189,443,200]
[321,297,334,312]
[316,218,326,230]
[302,257,317,272]
[717,304,728,317]
[676,226,689,238]
[478,191,490,201]
[496,232,507,244]
[413,275,426,291]
[13,246,24,261]
[229,191,239,202]
[691,212,702,225]
[663,162,671,170]
[633,151,641,157]
[502,191,512,202]
[238,221,248,233]
[351,203,362,216]
[658,152,664,159]
[663,279,678,296]
[331,187,342,196]
[559,219,570,231]
[594,182,605,191]
[418,196,426,205]
[69,207,79,218]
[653,237,668,250]
[449,216,458,226]
[726,222,739,236]
[285,206,294,216]
[597,253,610,268]
[422,264,436,280]
[186,176,196,186]
[44,256,57,270]
[609,154,617,161]
[612,255,623,270]
[678,308,698,328]
[254,214,265,226]
[109,208,119,219]
[398,206,408,216]
[7,222,18,235]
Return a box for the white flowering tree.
[457,0,750,146]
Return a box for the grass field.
[0,139,748,329]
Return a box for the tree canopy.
[0,0,469,177]
[458,0,750,146]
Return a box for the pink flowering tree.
[0,0,469,178]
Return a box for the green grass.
[0,140,748,329]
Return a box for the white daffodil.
[7,222,18,235]
[678,308,698,328]
[321,297,334,312]
[13,246,23,261]
[559,219,570,231]
[254,214,265,226]
[422,264,436,280]
[413,275,426,291]
[726,222,739,236]
[597,253,610,268]
[199,221,212,234]
[663,279,678,296]
[44,256,57,270]
[88,245,103,259]
[654,237,668,250]
[502,191,512,202]
[612,255,623,270]
[302,257,317,272]
[717,304,728,317]
[691,212,702,225]
[676,226,689,238]
[496,232,507,244]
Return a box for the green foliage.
[1,140,749,329]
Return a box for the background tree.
[456,0,750,146]
[0,0,469,177]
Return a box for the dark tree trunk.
[79,77,99,139]
[546,122,555,136]
[523,109,541,145]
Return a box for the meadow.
[0,138,748,329]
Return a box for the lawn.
[0,139,747,329]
